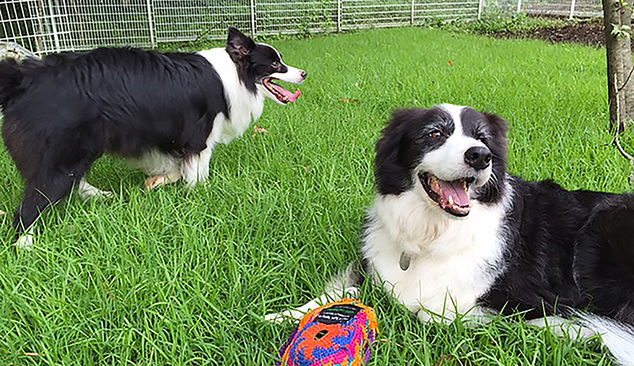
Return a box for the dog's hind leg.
[77,178,113,200]
[127,150,183,190]
[14,174,77,248]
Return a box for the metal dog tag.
[399,252,411,271]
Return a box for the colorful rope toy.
[277,299,379,366]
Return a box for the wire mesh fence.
[491,0,601,17]
[1,0,602,56]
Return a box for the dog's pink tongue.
[271,84,301,102]
[438,180,469,206]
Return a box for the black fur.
[478,179,615,319]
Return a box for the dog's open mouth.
[262,77,301,104]
[418,172,474,217]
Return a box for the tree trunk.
[603,0,634,132]
[620,6,634,120]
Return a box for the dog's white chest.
[372,242,496,320]
[363,191,509,321]
[197,48,265,145]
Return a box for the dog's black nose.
[300,70,307,79]
[464,146,492,170]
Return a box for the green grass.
[0,26,628,365]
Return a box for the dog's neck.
[367,184,512,259]
[368,191,458,256]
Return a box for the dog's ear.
[226,27,255,58]
[476,112,508,204]
[376,109,415,161]
[383,108,429,134]
[483,112,508,139]
[374,109,426,195]
[483,112,508,162]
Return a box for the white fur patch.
[362,181,513,322]
[128,149,181,177]
[575,312,634,365]
[181,114,225,186]
[198,48,264,146]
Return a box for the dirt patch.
[492,19,607,48]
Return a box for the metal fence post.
[337,0,342,32]
[516,0,522,13]
[411,0,415,25]
[569,0,576,19]
[146,0,156,47]
[47,0,61,52]
[250,0,256,37]
[35,1,46,53]
[478,0,484,18]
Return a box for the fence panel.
[153,0,251,43]
[257,1,338,35]
[1,0,63,54]
[522,0,601,17]
[413,0,480,24]
[0,0,605,56]
[342,0,411,28]
[60,0,153,51]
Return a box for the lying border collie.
[268,104,634,365]
[0,27,305,247]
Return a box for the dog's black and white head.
[225,27,306,105]
[375,104,508,217]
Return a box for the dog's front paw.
[144,175,167,190]
[92,190,114,200]
[264,309,307,324]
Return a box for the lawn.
[0,26,628,365]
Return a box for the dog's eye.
[428,130,443,139]
[271,61,281,69]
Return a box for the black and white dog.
[0,27,305,247]
[268,104,634,365]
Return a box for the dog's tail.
[0,58,24,106]
[575,312,634,366]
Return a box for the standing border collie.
[0,27,306,247]
[268,105,634,365]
